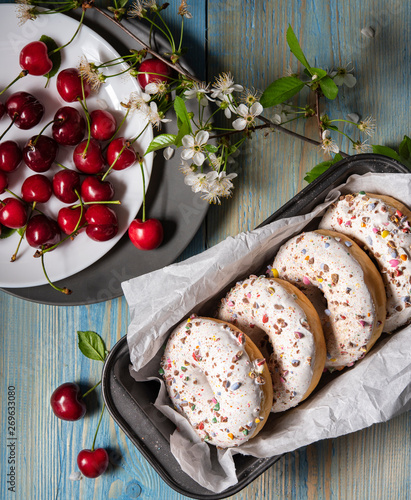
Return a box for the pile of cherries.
[0,39,169,283]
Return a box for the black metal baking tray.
[101,154,410,499]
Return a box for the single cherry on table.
[57,205,87,235]
[73,138,105,175]
[19,41,53,76]
[85,204,118,242]
[21,174,52,204]
[0,141,22,172]
[128,218,164,251]
[106,137,136,171]
[50,382,86,421]
[90,109,116,142]
[81,176,114,203]
[25,214,60,248]
[77,448,109,478]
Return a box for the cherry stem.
[91,5,201,84]
[73,189,83,233]
[33,119,57,146]
[139,161,146,222]
[50,7,86,55]
[4,188,24,202]
[0,115,18,142]
[72,200,121,208]
[40,251,72,295]
[0,70,28,97]
[55,162,68,170]
[11,201,35,262]
[91,403,105,452]
[81,380,101,398]
[78,78,91,157]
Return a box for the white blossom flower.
[125,90,151,114]
[128,0,147,17]
[210,171,237,198]
[357,116,376,136]
[329,63,357,88]
[232,102,263,131]
[217,94,237,118]
[211,72,243,99]
[353,140,372,153]
[184,171,217,193]
[179,161,197,175]
[163,146,174,160]
[181,130,209,166]
[184,82,212,106]
[147,102,171,129]
[178,0,192,18]
[208,153,224,169]
[321,130,340,155]
[241,87,262,107]
[144,80,168,97]
[16,2,37,25]
[78,56,105,92]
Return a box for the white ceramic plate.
[0,4,153,288]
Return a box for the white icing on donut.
[320,193,411,331]
[161,317,266,447]
[273,231,376,369]
[217,276,317,412]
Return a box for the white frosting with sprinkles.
[273,231,376,369]
[217,276,316,412]
[161,317,266,448]
[320,192,411,331]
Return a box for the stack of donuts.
[160,192,411,448]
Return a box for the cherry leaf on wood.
[319,76,339,100]
[145,134,177,155]
[260,76,305,108]
[286,25,311,70]
[77,331,107,362]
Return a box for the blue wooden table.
[1,1,410,499]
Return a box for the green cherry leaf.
[318,76,339,100]
[399,135,411,160]
[77,331,107,362]
[174,95,192,133]
[304,153,343,183]
[174,120,191,148]
[286,25,311,70]
[39,35,61,82]
[260,76,304,108]
[371,145,402,161]
[145,134,177,155]
[204,144,218,153]
[0,226,16,239]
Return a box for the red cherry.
[50,382,86,421]
[19,41,53,76]
[0,198,28,228]
[0,171,8,194]
[77,448,109,478]
[90,110,116,141]
[0,141,22,172]
[52,106,85,146]
[57,205,87,235]
[85,204,118,242]
[21,174,52,203]
[6,91,44,130]
[128,218,163,250]
[52,169,80,204]
[73,139,105,174]
[80,176,114,203]
[106,137,136,171]
[57,68,91,103]
[137,58,173,90]
[25,214,60,248]
[23,135,59,173]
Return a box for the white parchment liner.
[122,173,411,493]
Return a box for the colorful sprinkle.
[373,227,379,233]
[228,433,234,440]
[242,429,249,436]
[262,314,269,323]
[213,402,220,411]
[325,309,331,316]
[381,230,390,238]
[303,276,311,285]
[158,368,164,375]
[324,242,330,248]
[359,191,366,195]
[191,404,196,411]
[301,248,307,254]
[344,241,352,247]
[231,382,242,391]
[389,259,400,267]
[400,254,408,261]
[271,268,279,278]
[255,418,260,424]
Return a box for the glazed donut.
[320,192,411,332]
[272,230,386,370]
[217,276,326,413]
[161,317,273,448]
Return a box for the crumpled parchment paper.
[122,172,411,493]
